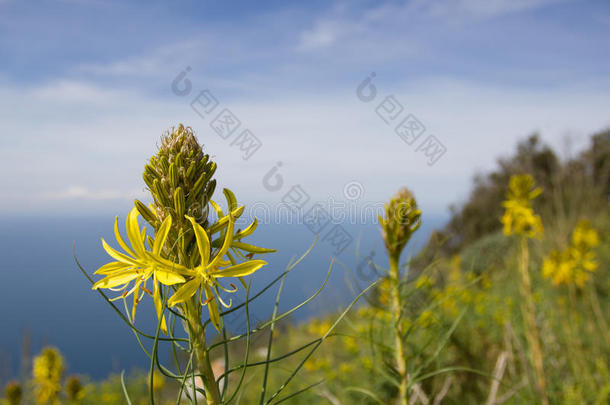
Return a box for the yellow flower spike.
[33,347,64,405]
[168,214,267,331]
[501,174,544,238]
[542,220,599,288]
[92,207,189,328]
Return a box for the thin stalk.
[390,254,408,405]
[588,281,609,341]
[184,298,222,405]
[518,237,548,405]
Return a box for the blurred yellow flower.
[4,381,22,405]
[65,376,84,402]
[148,370,166,392]
[542,220,600,288]
[501,174,544,239]
[415,275,434,289]
[33,347,64,405]
[571,219,600,248]
[344,336,359,354]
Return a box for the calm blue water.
[0,213,445,380]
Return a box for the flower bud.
[380,187,421,259]
[140,124,217,262]
[4,381,21,405]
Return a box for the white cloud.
[422,0,570,19]
[1,71,608,216]
[41,186,144,201]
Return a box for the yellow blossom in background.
[304,357,330,372]
[4,381,22,405]
[449,255,461,282]
[361,356,373,371]
[307,319,332,336]
[571,220,600,249]
[65,376,84,403]
[377,277,392,305]
[344,336,360,354]
[33,347,64,405]
[542,220,600,288]
[501,174,544,238]
[147,370,166,393]
[415,275,434,289]
[339,363,354,374]
[417,310,436,327]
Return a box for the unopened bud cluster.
[379,187,422,259]
[135,124,217,263]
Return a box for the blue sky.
[1,0,609,217]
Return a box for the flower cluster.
[501,174,544,238]
[92,125,273,332]
[379,187,421,259]
[32,347,64,405]
[542,220,600,287]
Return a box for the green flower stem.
[184,299,222,405]
[390,254,408,405]
[518,237,548,405]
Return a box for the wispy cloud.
[0,0,608,216]
[41,186,144,201]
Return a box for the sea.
[0,213,446,380]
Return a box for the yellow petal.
[235,218,257,239]
[186,216,210,265]
[151,255,190,274]
[94,261,132,275]
[153,215,172,256]
[210,200,224,217]
[92,270,139,289]
[168,278,201,306]
[204,284,221,331]
[153,280,168,334]
[114,216,135,256]
[126,207,146,257]
[155,269,186,285]
[209,214,234,268]
[102,239,138,266]
[132,278,143,320]
[208,206,243,234]
[211,260,267,278]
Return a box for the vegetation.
[2,127,608,404]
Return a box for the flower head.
[168,213,267,331]
[501,174,544,238]
[33,347,64,405]
[379,187,421,259]
[65,376,83,402]
[92,207,188,332]
[542,220,600,288]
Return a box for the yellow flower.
[542,220,599,288]
[415,275,434,289]
[65,376,84,402]
[33,347,64,405]
[344,336,359,354]
[92,207,188,332]
[339,363,354,374]
[571,219,600,248]
[4,381,22,405]
[148,370,166,392]
[168,214,267,331]
[501,174,544,238]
